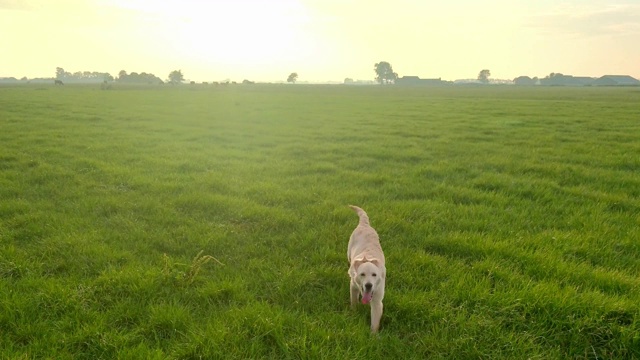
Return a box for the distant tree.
[56,67,66,79]
[0,77,18,83]
[478,69,491,84]
[344,77,354,84]
[117,70,162,84]
[287,72,298,83]
[545,73,564,79]
[374,61,398,85]
[54,67,112,83]
[242,79,255,85]
[540,73,573,86]
[168,70,184,84]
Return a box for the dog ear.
[370,259,386,278]
[350,258,365,277]
[348,266,357,278]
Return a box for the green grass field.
[1,83,639,359]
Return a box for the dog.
[347,205,386,333]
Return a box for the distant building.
[531,74,639,86]
[513,76,537,85]
[396,76,450,86]
[539,75,594,86]
[454,79,481,84]
[592,75,640,86]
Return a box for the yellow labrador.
[347,205,386,333]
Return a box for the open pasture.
[0,84,639,358]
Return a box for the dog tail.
[349,205,370,226]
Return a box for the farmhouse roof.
[396,76,448,86]
[593,75,640,86]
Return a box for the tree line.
[4,64,632,86]
[373,61,492,85]
[53,68,185,85]
[55,67,114,83]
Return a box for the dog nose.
[365,283,373,291]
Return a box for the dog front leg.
[370,301,383,333]
[350,281,360,308]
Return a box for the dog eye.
[360,273,365,277]
[372,273,377,277]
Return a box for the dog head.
[350,257,385,303]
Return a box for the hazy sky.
[2,0,639,82]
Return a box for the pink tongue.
[362,292,372,304]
